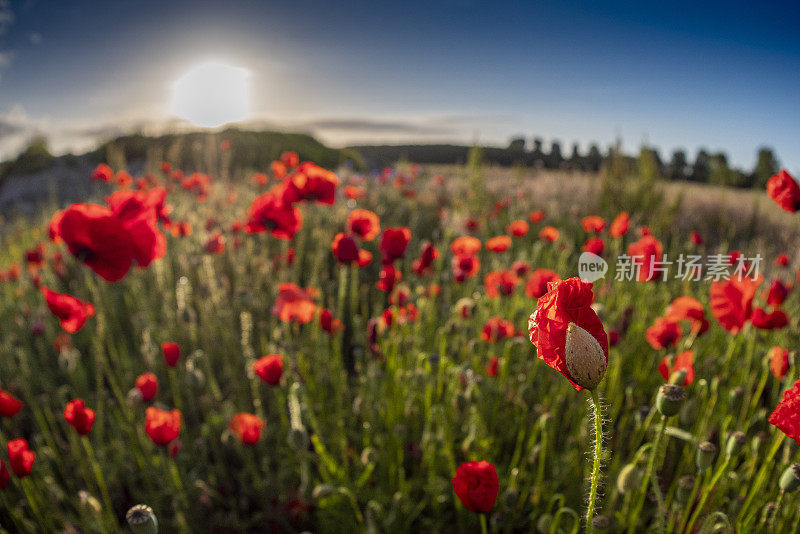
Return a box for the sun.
[171,61,250,128]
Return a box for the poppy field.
[1,148,800,534]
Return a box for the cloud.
[299,118,455,135]
[0,0,13,35]
[29,32,41,44]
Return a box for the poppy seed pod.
[617,463,644,494]
[726,431,747,458]
[696,441,717,472]
[564,323,607,389]
[126,504,158,534]
[779,463,800,493]
[656,384,685,416]
[676,475,696,504]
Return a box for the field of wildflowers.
[0,144,800,533]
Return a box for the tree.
[751,147,779,189]
[548,141,563,169]
[569,143,583,170]
[668,150,688,181]
[507,136,526,152]
[585,144,602,172]
[691,149,710,183]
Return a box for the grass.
[0,150,798,533]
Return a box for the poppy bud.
[725,431,747,458]
[696,441,717,472]
[564,323,607,390]
[126,504,158,534]
[591,515,611,532]
[676,475,696,504]
[779,463,800,493]
[78,490,102,515]
[656,384,685,416]
[617,463,644,494]
[727,386,744,413]
[312,484,338,500]
[535,514,553,533]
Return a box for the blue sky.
[0,0,798,172]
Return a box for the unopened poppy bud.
[78,490,101,515]
[727,387,744,412]
[696,441,717,472]
[617,463,644,494]
[535,513,552,533]
[726,431,747,458]
[779,463,800,493]
[564,323,607,389]
[591,515,610,532]
[126,504,158,534]
[312,484,337,500]
[656,384,685,416]
[676,475,695,504]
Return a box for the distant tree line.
[351,137,782,189]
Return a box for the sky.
[0,0,798,172]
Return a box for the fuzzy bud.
[779,463,800,493]
[725,431,747,459]
[564,323,607,389]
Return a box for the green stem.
[586,389,603,534]
[627,416,666,534]
[737,433,784,526]
[684,457,730,533]
[480,513,488,534]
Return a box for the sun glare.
[171,61,250,128]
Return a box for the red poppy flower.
[529,210,545,223]
[485,356,499,377]
[271,161,287,180]
[486,236,511,253]
[451,236,481,257]
[452,460,499,514]
[539,226,559,242]
[162,342,181,367]
[280,151,299,169]
[769,375,800,445]
[135,372,158,401]
[282,162,339,205]
[376,264,402,292]
[253,354,283,385]
[63,398,95,435]
[609,212,630,238]
[506,220,529,237]
[525,269,561,299]
[25,244,46,268]
[145,407,181,446]
[91,163,113,182]
[645,318,682,350]
[106,188,168,267]
[411,242,439,276]
[379,227,411,264]
[664,296,709,335]
[245,192,302,239]
[751,307,788,330]
[767,169,800,212]
[51,204,135,282]
[775,254,789,267]
[230,413,265,445]
[41,286,95,333]
[765,279,790,307]
[320,309,342,334]
[481,317,514,343]
[452,255,481,282]
[0,390,23,418]
[709,276,762,334]
[273,283,317,323]
[510,260,530,278]
[690,231,703,246]
[357,249,372,267]
[583,237,605,256]
[484,270,519,298]
[627,235,664,282]
[658,350,694,385]
[581,216,605,233]
[0,460,8,489]
[346,209,381,241]
[331,233,360,264]
[7,439,35,477]
[527,278,608,390]
[769,346,790,380]
[205,232,225,254]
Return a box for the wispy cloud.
[0,0,13,35]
